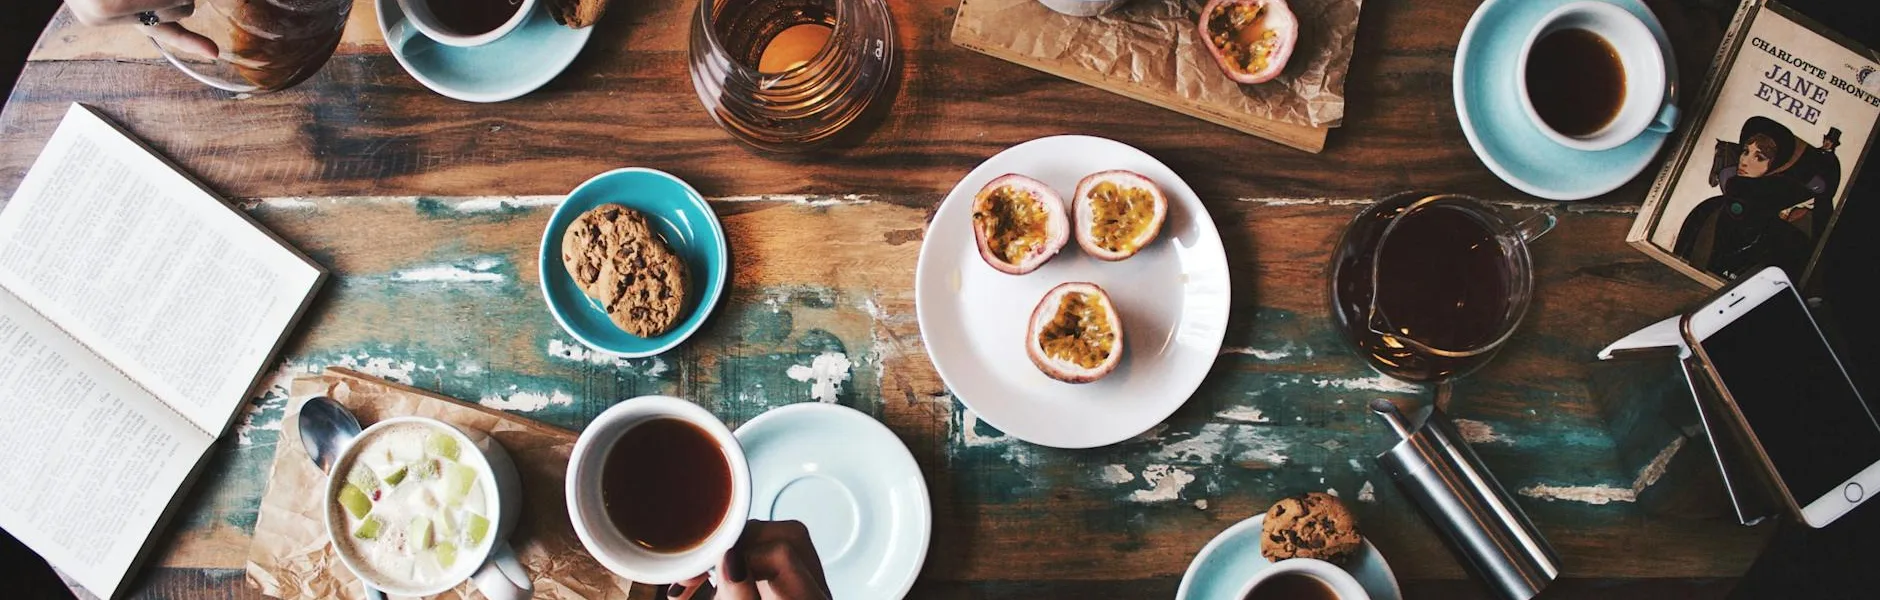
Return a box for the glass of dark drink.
[151,0,351,95]
[1328,192,1556,383]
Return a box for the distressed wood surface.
[96,195,1770,600]
[0,0,1770,597]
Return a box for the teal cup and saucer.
[1455,0,1679,200]
[539,168,728,358]
[376,0,594,102]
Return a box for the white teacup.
[1516,1,1678,151]
[393,0,538,48]
[1236,558,1371,600]
[566,396,753,585]
[322,417,533,600]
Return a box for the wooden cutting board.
[950,0,1353,153]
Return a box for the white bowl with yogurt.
[322,417,532,600]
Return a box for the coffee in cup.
[1516,1,1678,151]
[394,0,538,48]
[601,416,734,552]
[1236,558,1369,600]
[567,396,753,584]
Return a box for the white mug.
[1236,558,1372,600]
[1516,1,1678,151]
[322,417,533,600]
[392,0,538,48]
[566,396,753,584]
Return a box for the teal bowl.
[539,168,727,358]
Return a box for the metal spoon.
[295,396,384,600]
[298,396,363,475]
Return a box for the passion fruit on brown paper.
[1199,0,1300,85]
[1026,282,1125,384]
[1074,170,1168,261]
[971,174,1069,275]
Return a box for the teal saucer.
[1455,0,1678,200]
[539,168,727,358]
[376,0,593,103]
[1177,514,1401,600]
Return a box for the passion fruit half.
[1199,0,1299,85]
[1026,282,1124,384]
[1074,170,1168,261]
[971,174,1070,275]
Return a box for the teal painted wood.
[153,195,1767,587]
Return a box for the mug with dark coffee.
[393,0,538,48]
[1236,558,1371,600]
[566,396,753,584]
[1516,1,1678,151]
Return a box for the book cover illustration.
[1642,3,1880,286]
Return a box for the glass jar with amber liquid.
[688,0,896,151]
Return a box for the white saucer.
[734,403,931,599]
[1177,514,1402,600]
[913,135,1232,449]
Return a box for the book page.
[0,287,211,599]
[0,104,323,435]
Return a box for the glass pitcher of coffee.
[151,0,351,95]
[1328,193,1556,383]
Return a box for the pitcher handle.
[1514,209,1557,244]
[471,541,533,600]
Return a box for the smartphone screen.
[1702,286,1880,503]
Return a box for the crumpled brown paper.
[243,368,644,600]
[953,0,1361,128]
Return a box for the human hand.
[666,520,832,600]
[67,0,217,60]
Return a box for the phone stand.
[1590,316,1782,525]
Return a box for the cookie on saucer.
[1260,492,1363,565]
[561,204,688,337]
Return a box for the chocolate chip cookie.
[1259,492,1363,565]
[562,204,688,337]
[546,0,608,28]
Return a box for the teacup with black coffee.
[1235,558,1372,600]
[1516,1,1678,151]
[395,0,538,48]
[566,396,753,584]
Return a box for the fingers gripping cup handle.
[472,541,533,600]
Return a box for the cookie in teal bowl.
[540,168,727,358]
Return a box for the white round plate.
[734,403,931,599]
[914,135,1231,448]
[1177,514,1402,600]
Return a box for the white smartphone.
[1683,266,1879,528]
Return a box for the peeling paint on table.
[143,195,1771,584]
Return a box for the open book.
[0,104,326,598]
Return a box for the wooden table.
[0,0,1771,597]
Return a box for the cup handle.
[1514,209,1557,244]
[387,18,420,50]
[1647,102,1680,134]
[471,541,533,600]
